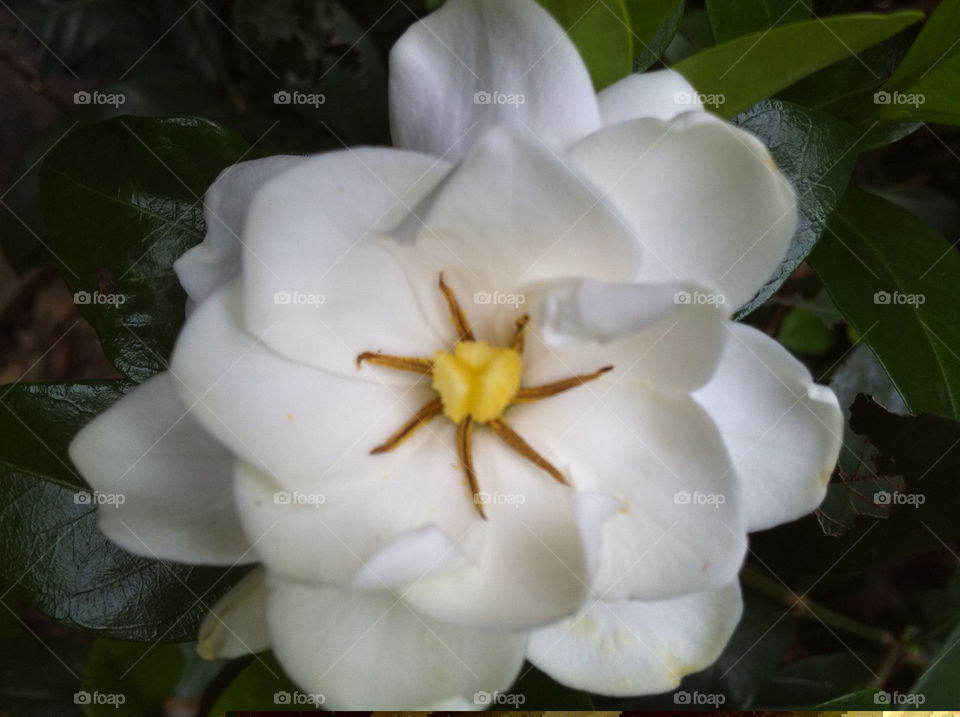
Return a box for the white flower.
[69,0,842,709]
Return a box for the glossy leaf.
[0,380,246,642]
[810,188,960,420]
[706,0,810,44]
[39,117,250,383]
[78,640,182,717]
[910,616,960,708]
[207,653,320,714]
[733,100,861,317]
[871,0,960,125]
[625,0,684,71]
[538,0,633,90]
[674,11,924,118]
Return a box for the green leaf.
[624,0,684,71]
[39,117,250,383]
[870,0,960,125]
[809,188,960,420]
[732,100,861,317]
[910,616,960,708]
[0,380,246,641]
[777,29,918,117]
[815,688,887,709]
[538,0,633,89]
[674,11,924,118]
[777,307,832,354]
[757,652,881,707]
[207,653,321,713]
[706,0,810,44]
[79,640,182,717]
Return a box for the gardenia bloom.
[70,0,842,709]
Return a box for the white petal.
[394,125,643,345]
[197,565,269,660]
[68,373,251,565]
[503,378,747,601]
[566,114,798,310]
[174,155,304,306]
[170,280,443,491]
[389,0,600,161]
[694,323,843,532]
[232,460,474,588]
[242,147,452,384]
[598,70,705,125]
[267,581,527,709]
[527,278,729,391]
[528,581,743,696]
[401,428,596,630]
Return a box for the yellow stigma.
[432,340,523,424]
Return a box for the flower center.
[357,273,612,518]
[431,341,522,424]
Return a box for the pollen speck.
[286,413,294,421]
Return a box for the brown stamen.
[370,398,444,454]
[513,365,613,403]
[439,273,475,342]
[511,315,530,354]
[489,418,568,486]
[356,352,433,375]
[456,417,484,518]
